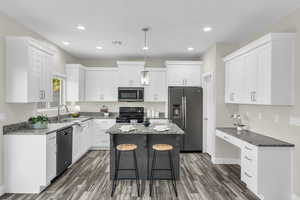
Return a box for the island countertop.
[106,122,185,135]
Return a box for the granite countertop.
[4,117,93,136]
[106,122,185,135]
[217,127,295,147]
[79,112,118,119]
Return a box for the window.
[37,76,66,110]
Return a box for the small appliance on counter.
[116,107,144,123]
[100,105,110,117]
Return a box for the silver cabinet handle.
[252,91,256,102]
[244,156,252,161]
[244,172,252,178]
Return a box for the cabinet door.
[79,68,85,101]
[167,66,185,86]
[257,44,271,104]
[46,133,56,183]
[72,126,81,163]
[184,65,201,86]
[244,50,259,104]
[118,65,143,87]
[85,70,118,101]
[43,53,53,102]
[144,70,167,102]
[28,45,43,102]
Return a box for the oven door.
[118,87,144,102]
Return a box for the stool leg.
[149,150,157,197]
[111,150,121,197]
[133,150,140,197]
[168,151,178,197]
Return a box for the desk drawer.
[216,130,241,147]
[243,143,258,161]
[242,168,258,194]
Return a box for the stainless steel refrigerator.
[168,87,203,152]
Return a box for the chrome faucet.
[57,104,69,122]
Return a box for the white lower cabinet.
[216,130,294,200]
[92,119,115,149]
[72,121,92,164]
[46,133,57,184]
[4,133,57,193]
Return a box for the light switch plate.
[0,113,6,121]
[289,116,300,126]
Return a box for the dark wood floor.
[1,151,259,200]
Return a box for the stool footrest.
[152,168,172,171]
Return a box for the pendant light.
[141,27,151,85]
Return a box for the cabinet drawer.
[242,169,258,193]
[216,130,241,147]
[242,155,257,177]
[243,143,258,161]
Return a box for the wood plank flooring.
[1,151,259,200]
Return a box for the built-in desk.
[216,128,294,200]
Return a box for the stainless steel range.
[116,107,144,123]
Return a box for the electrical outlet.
[274,114,279,123]
[0,113,6,121]
[258,113,262,120]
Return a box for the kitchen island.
[106,123,184,180]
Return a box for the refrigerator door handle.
[184,96,187,129]
[181,96,185,127]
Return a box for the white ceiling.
[0,0,299,59]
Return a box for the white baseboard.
[0,185,5,196]
[212,157,240,165]
[293,194,300,200]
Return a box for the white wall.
[0,12,78,189]
[202,44,240,161]
[234,8,300,197]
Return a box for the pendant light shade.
[141,27,151,85]
[141,70,150,85]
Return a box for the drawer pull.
[244,156,252,161]
[244,172,252,178]
[244,146,252,151]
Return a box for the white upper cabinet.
[144,68,167,102]
[117,61,144,87]
[224,33,295,105]
[6,37,55,103]
[165,61,202,86]
[85,68,118,102]
[66,64,85,102]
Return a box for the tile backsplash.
[76,102,166,113]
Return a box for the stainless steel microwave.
[118,87,144,102]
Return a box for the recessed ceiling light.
[96,46,103,50]
[62,41,70,46]
[203,27,212,32]
[76,25,86,30]
[187,47,194,51]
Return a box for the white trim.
[0,185,5,196]
[84,67,118,71]
[117,61,145,66]
[165,60,203,66]
[52,72,67,78]
[293,194,300,200]
[223,33,296,62]
[211,156,240,165]
[145,67,167,72]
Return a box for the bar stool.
[111,144,140,197]
[149,144,178,197]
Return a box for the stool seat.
[152,144,173,151]
[116,144,137,151]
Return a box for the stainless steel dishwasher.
[56,126,73,176]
